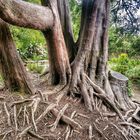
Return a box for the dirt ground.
[0,73,140,140]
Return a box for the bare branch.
[0,0,54,30]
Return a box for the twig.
[3,102,11,126]
[103,113,116,117]
[89,125,93,140]
[17,106,23,117]
[11,99,33,107]
[77,113,89,119]
[14,105,18,132]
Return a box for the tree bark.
[0,19,35,94]
[57,0,75,62]
[0,0,54,30]
[42,0,71,85]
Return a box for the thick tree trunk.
[69,0,134,113]
[0,0,54,30]
[0,19,35,94]
[42,0,71,85]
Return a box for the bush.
[109,27,140,57]
[27,63,44,74]
[109,53,140,81]
[10,26,47,60]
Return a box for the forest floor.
[0,73,140,140]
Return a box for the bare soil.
[0,73,140,140]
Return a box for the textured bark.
[109,71,135,111]
[0,0,54,30]
[57,0,75,62]
[70,0,101,90]
[42,0,71,85]
[69,0,133,113]
[0,19,35,94]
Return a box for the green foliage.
[69,0,81,41]
[25,0,41,4]
[11,26,47,60]
[27,63,44,74]
[109,53,140,81]
[109,27,140,57]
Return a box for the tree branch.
[0,0,54,30]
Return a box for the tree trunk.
[42,0,71,85]
[69,0,135,113]
[57,0,76,62]
[0,19,35,94]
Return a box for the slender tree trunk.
[42,0,71,85]
[0,19,35,94]
[57,0,76,62]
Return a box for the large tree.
[0,0,135,111]
[0,0,139,139]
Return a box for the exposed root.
[27,130,44,140]
[49,104,69,132]
[65,111,76,140]
[3,102,11,126]
[132,106,140,123]
[29,97,40,132]
[102,112,116,117]
[17,106,23,117]
[93,123,108,140]
[18,103,56,138]
[51,108,82,130]
[0,130,12,139]
[89,125,93,140]
[85,74,124,120]
[11,99,33,107]
[79,76,93,111]
[1,130,13,140]
[13,105,18,132]
[110,123,128,140]
[119,122,140,130]
[124,109,134,118]
[56,92,64,105]
[76,113,89,119]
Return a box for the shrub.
[27,63,44,74]
[10,26,47,60]
[109,53,140,81]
